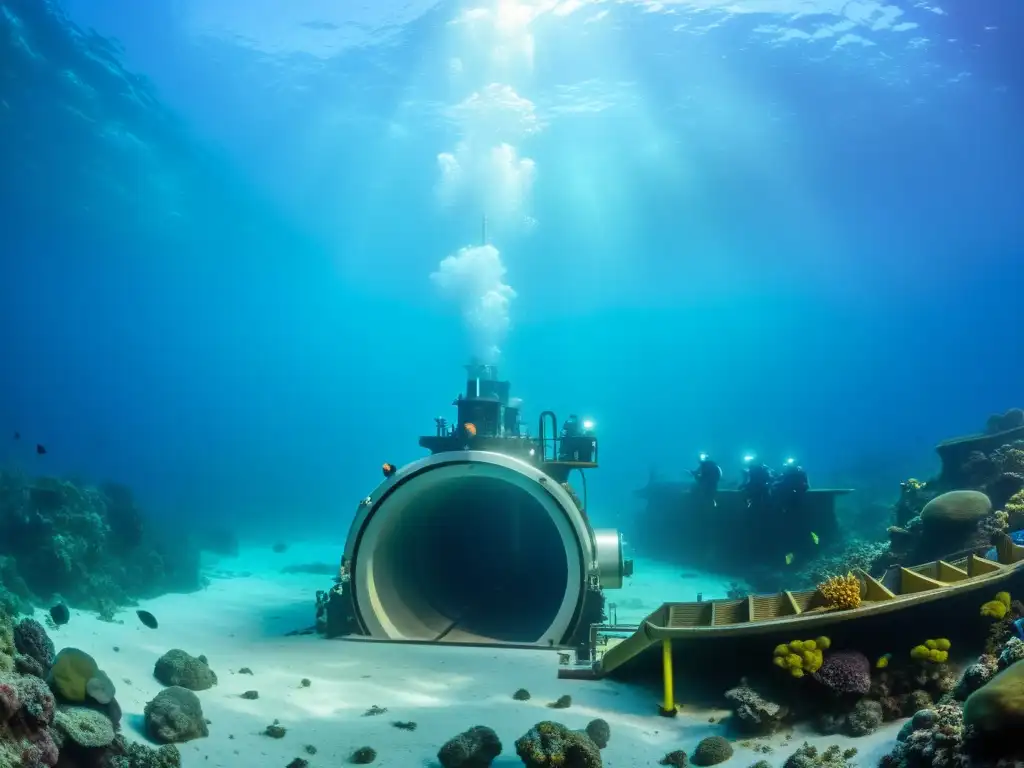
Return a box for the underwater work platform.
[571,534,1024,715]
[319,363,630,656]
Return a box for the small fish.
[810,532,819,545]
[136,609,158,629]
[876,653,892,669]
[382,462,397,479]
[1013,617,1024,641]
[36,444,46,455]
[49,603,70,626]
[784,553,794,565]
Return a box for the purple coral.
[12,675,55,727]
[812,651,871,695]
[0,681,21,721]
[21,727,59,767]
[14,619,55,670]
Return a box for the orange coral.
[818,573,862,610]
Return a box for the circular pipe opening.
[353,461,586,645]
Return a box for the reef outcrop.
[0,470,202,615]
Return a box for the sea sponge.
[911,640,950,664]
[817,636,832,650]
[995,592,1012,608]
[983,602,1007,618]
[47,648,99,702]
[818,573,862,610]
[773,640,823,676]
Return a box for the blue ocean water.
[1,0,1022,542]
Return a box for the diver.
[561,414,581,439]
[689,453,723,510]
[689,454,723,494]
[774,459,809,497]
[382,462,397,479]
[739,456,774,511]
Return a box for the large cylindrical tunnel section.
[343,451,620,646]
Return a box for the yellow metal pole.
[658,638,677,717]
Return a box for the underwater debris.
[304,743,317,754]
[392,720,417,731]
[362,704,387,717]
[513,687,531,700]
[286,759,308,768]
[299,678,310,687]
[237,667,254,675]
[240,690,258,699]
[547,694,572,709]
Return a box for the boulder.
[920,490,991,527]
[964,659,1024,735]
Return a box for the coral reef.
[153,649,217,691]
[0,469,202,613]
[879,604,1024,767]
[515,721,601,768]
[438,725,502,768]
[143,686,208,743]
[784,743,858,768]
[0,607,176,767]
[691,736,733,767]
[725,681,788,734]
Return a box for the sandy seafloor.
[41,543,903,767]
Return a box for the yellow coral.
[995,592,1011,608]
[773,639,825,676]
[816,636,832,650]
[982,600,1009,620]
[912,640,950,664]
[818,573,862,610]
